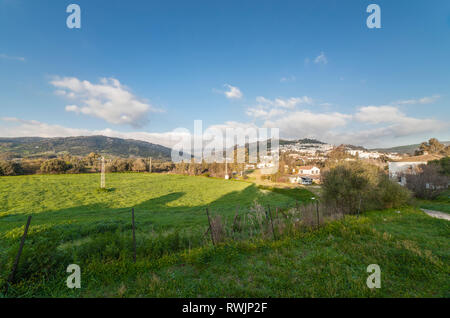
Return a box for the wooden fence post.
[315,200,320,230]
[131,208,137,263]
[232,205,240,237]
[205,207,215,246]
[4,215,32,294]
[357,195,362,217]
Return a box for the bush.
[428,156,450,176]
[132,158,147,172]
[375,175,411,209]
[322,161,410,213]
[68,159,86,174]
[106,159,131,173]
[40,159,70,174]
[405,164,449,199]
[0,161,23,176]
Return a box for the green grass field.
[0,173,308,232]
[417,190,450,214]
[0,173,448,297]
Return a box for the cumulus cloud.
[314,52,328,65]
[246,96,314,120]
[264,111,351,139]
[246,107,286,119]
[355,105,447,140]
[255,96,313,109]
[223,84,243,99]
[51,77,162,127]
[354,106,404,124]
[246,97,448,147]
[1,94,447,149]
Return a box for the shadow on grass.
[0,183,314,240]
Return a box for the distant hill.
[0,136,172,159]
[226,138,325,155]
[372,141,450,154]
[279,138,325,145]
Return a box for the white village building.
[297,166,320,175]
[388,161,427,186]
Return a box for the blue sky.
[0,0,449,148]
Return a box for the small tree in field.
[132,158,147,172]
[322,161,379,214]
[40,159,69,174]
[322,161,410,214]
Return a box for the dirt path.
[421,209,450,221]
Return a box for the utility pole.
[225,158,229,179]
[100,157,105,188]
[149,157,152,173]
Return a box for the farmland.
[0,173,311,296]
[0,173,449,298]
[0,173,307,229]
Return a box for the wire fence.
[1,198,360,294]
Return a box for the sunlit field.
[0,173,448,298]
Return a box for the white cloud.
[314,52,328,65]
[0,53,26,62]
[2,94,448,149]
[246,96,314,120]
[280,76,296,83]
[255,96,313,109]
[223,84,243,99]
[65,105,80,113]
[349,105,448,146]
[51,77,162,127]
[393,95,440,105]
[264,111,351,139]
[246,107,286,119]
[355,106,404,124]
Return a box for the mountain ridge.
[371,141,450,154]
[0,135,172,159]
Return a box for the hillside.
[0,136,172,159]
[279,138,325,145]
[235,138,325,152]
[372,141,450,154]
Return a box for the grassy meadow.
[0,173,308,232]
[417,190,450,214]
[0,173,449,297]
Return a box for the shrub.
[375,175,411,208]
[132,158,147,172]
[0,161,23,176]
[68,159,86,174]
[428,156,450,176]
[322,161,410,213]
[40,159,69,174]
[106,159,131,173]
[405,164,449,199]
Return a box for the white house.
[297,165,320,176]
[388,161,426,185]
